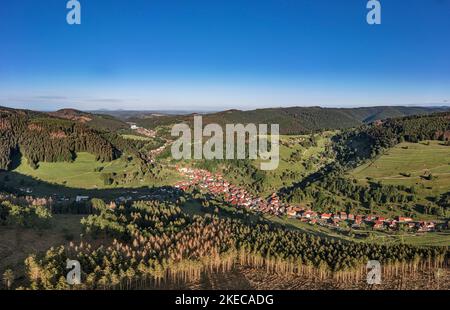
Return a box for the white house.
[76,196,90,202]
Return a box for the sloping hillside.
[49,109,129,131]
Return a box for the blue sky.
[0,0,449,111]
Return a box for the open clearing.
[14,153,133,188]
[0,214,114,285]
[12,152,180,189]
[351,141,450,197]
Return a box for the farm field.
[350,141,450,197]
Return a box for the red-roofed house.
[373,220,384,229]
[397,216,413,222]
[321,213,332,220]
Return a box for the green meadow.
[351,141,450,197]
[13,152,179,189]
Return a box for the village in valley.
[12,154,445,237]
[175,167,442,234]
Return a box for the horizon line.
[2,103,450,114]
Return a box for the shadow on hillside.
[277,164,334,197]
[8,148,23,170]
[0,170,180,201]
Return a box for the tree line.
[0,194,52,228]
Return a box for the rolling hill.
[0,106,123,170]
[49,108,129,131]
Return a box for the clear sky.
[0,0,449,111]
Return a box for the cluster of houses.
[128,123,156,138]
[148,140,172,160]
[175,167,439,233]
[175,167,285,215]
[285,206,437,232]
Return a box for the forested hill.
[0,106,120,170]
[337,106,450,123]
[127,106,450,135]
[49,108,129,131]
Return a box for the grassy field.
[351,141,450,197]
[14,153,132,188]
[121,134,152,141]
[13,152,180,189]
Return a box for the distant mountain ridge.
[337,106,450,123]
[125,106,450,135]
[90,110,213,119]
[2,105,449,135]
[49,109,93,123]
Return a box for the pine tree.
[2,269,14,290]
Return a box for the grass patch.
[121,134,152,141]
